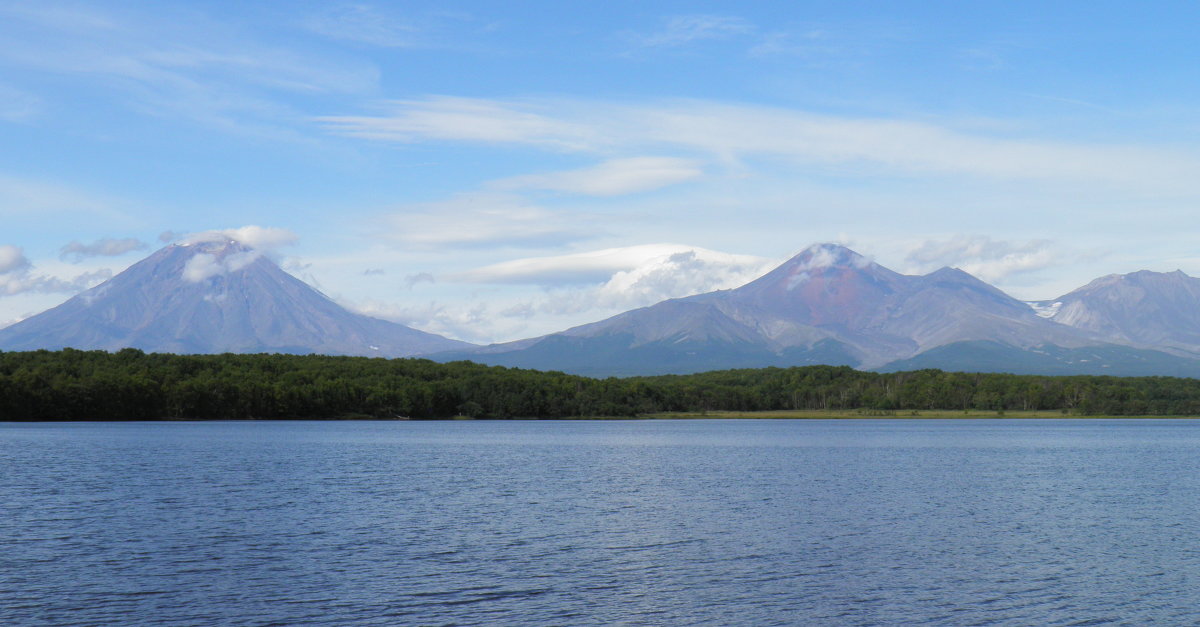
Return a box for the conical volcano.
[0,238,472,357]
[733,243,907,326]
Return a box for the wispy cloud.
[630,15,754,48]
[352,298,495,344]
[350,243,778,343]
[0,3,378,134]
[459,245,777,314]
[320,97,602,150]
[380,192,598,250]
[493,157,703,196]
[542,247,775,315]
[321,96,1200,192]
[748,29,837,58]
[904,235,1057,282]
[59,237,147,262]
[450,243,765,286]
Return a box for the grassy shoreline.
[634,409,1200,420]
[6,411,1200,422]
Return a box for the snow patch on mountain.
[1027,301,1062,318]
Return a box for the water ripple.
[2,419,1199,625]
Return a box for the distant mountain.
[9,238,1200,378]
[0,238,472,357]
[434,243,1162,376]
[1032,270,1200,356]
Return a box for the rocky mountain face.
[0,239,471,357]
[1032,270,1200,356]
[435,244,1179,376]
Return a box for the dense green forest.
[3,348,1200,420]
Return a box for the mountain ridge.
[1033,269,1200,356]
[6,240,1200,378]
[435,243,1121,375]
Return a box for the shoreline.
[5,411,1200,422]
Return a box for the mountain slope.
[1033,270,1200,355]
[435,244,1122,376]
[0,238,472,357]
[879,340,1200,377]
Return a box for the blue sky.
[3,1,1200,342]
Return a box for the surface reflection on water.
[2,419,1198,625]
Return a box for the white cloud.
[176,226,298,282]
[454,243,777,318]
[779,243,873,289]
[27,269,113,295]
[904,235,1057,282]
[352,299,496,344]
[799,242,872,271]
[340,243,779,343]
[493,157,703,196]
[452,243,763,286]
[0,245,31,274]
[318,97,604,151]
[60,237,147,261]
[403,272,434,288]
[181,249,261,282]
[321,97,1200,192]
[632,15,754,48]
[577,248,776,312]
[182,225,299,251]
[382,193,595,249]
[0,244,112,295]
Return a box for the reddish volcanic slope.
[444,243,1103,374]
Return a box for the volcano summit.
[0,237,471,357]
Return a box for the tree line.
[3,348,1200,420]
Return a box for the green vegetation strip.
[3,349,1200,421]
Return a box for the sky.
[3,1,1200,344]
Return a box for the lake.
[2,419,1198,625]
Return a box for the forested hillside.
[2,349,1200,420]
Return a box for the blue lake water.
[2,419,1199,625]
